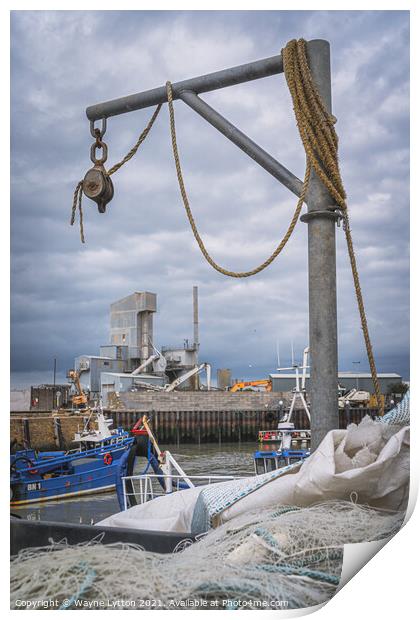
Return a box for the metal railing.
[121,473,245,511]
[258,429,311,443]
[11,436,134,476]
[161,342,197,352]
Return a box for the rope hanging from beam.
[166,38,382,414]
[166,80,310,278]
[70,37,383,415]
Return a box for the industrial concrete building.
[75,354,126,396]
[110,292,156,367]
[73,289,202,402]
[101,372,165,404]
[162,342,198,376]
[270,372,402,394]
[30,384,72,411]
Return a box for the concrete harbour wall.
[10,407,380,450]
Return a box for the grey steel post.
[300,40,339,450]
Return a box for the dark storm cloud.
[11,10,409,385]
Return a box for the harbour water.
[12,442,257,524]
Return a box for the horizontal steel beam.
[86,54,283,121]
[179,90,303,198]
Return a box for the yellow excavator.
[67,369,89,409]
[230,379,272,393]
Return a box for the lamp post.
[278,399,284,423]
[345,399,351,428]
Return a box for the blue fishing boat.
[254,426,311,474]
[10,407,135,505]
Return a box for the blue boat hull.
[11,439,135,505]
[11,463,119,505]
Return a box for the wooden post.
[22,418,30,449]
[53,417,62,449]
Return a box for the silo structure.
[110,292,157,369]
[217,368,232,390]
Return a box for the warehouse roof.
[269,372,401,379]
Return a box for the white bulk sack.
[97,486,202,533]
[220,420,409,526]
[98,417,409,533]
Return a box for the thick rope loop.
[165,80,310,278]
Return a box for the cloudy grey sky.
[11,10,409,388]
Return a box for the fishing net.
[10,500,404,610]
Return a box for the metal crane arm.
[165,363,211,392]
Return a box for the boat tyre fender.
[10,456,38,476]
[266,411,277,423]
[103,453,113,466]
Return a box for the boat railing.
[258,429,311,442]
[121,474,245,510]
[63,448,82,456]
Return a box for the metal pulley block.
[83,163,114,213]
[82,119,114,213]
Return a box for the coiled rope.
[281,38,383,414]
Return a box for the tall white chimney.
[193,285,199,349]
